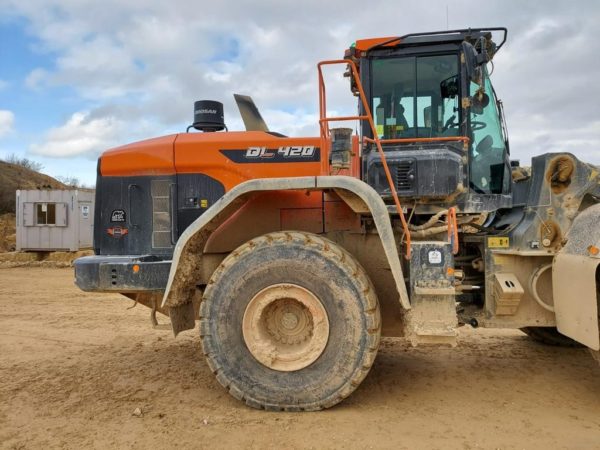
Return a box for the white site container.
[15,190,95,252]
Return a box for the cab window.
[469,72,508,194]
[371,54,460,139]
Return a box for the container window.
[35,203,57,225]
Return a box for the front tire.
[200,231,381,411]
[521,327,583,347]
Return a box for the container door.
[79,201,93,247]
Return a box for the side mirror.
[440,75,459,98]
[462,39,492,113]
[461,41,483,84]
[471,92,490,114]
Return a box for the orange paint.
[100,131,325,193]
[354,37,400,52]
[447,207,459,255]
[205,190,324,252]
[101,135,176,176]
[174,131,322,192]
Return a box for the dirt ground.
[0,250,93,268]
[1,268,598,449]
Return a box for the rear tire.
[521,327,583,347]
[200,231,381,411]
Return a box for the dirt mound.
[0,160,68,214]
[0,212,16,252]
[0,250,93,267]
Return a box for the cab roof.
[353,28,506,53]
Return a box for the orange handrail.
[320,115,369,123]
[447,207,459,255]
[363,136,470,145]
[317,59,412,259]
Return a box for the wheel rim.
[242,283,330,372]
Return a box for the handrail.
[363,136,470,145]
[320,115,369,123]
[447,207,459,255]
[317,59,412,259]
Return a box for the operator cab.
[347,28,511,212]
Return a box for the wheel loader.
[74,27,600,411]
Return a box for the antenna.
[446,5,449,30]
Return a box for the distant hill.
[0,160,69,214]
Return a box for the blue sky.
[0,16,101,184]
[1,0,599,188]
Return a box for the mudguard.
[553,204,600,350]
[161,176,411,335]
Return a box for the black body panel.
[365,144,464,198]
[93,175,176,257]
[220,147,320,163]
[82,169,225,293]
[93,171,225,257]
[176,173,225,236]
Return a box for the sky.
[1,0,599,186]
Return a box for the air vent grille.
[396,162,414,192]
[151,180,173,248]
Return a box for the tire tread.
[200,231,381,411]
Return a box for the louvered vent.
[151,180,172,248]
[396,162,414,192]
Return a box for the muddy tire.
[200,231,381,411]
[521,327,583,347]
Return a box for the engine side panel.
[95,131,324,256]
[174,131,322,191]
[93,174,176,257]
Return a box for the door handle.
[127,184,140,228]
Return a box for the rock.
[132,407,143,417]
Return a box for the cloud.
[262,109,319,137]
[2,0,599,167]
[30,111,125,157]
[24,68,48,90]
[0,110,15,137]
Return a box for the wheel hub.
[265,298,313,345]
[242,283,329,372]
[281,312,298,329]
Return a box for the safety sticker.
[488,237,510,248]
[428,250,442,264]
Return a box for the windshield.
[469,70,509,194]
[371,54,460,139]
